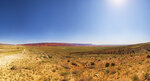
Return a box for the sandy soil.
[0,49,25,67]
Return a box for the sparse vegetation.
[60,72,70,76]
[105,63,109,67]
[106,69,110,74]
[52,69,56,72]
[111,63,115,66]
[144,72,149,79]
[61,79,69,81]
[10,66,17,70]
[67,60,70,62]
[91,62,95,66]
[72,62,78,66]
[0,43,150,81]
[147,55,150,58]
[132,75,140,81]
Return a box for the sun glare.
[108,0,127,7]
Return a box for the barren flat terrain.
[0,43,150,81]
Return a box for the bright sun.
[109,0,127,7]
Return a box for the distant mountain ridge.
[71,42,150,54]
[19,43,92,46]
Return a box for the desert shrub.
[132,75,140,81]
[60,72,70,76]
[147,55,150,58]
[98,59,101,61]
[61,79,69,81]
[48,55,52,58]
[111,63,115,66]
[144,73,149,79]
[72,71,79,74]
[67,60,70,62]
[41,61,50,63]
[106,70,110,74]
[105,63,109,67]
[52,69,56,72]
[72,62,78,66]
[91,62,95,66]
[64,66,70,69]
[111,70,116,74]
[113,56,116,58]
[10,66,17,70]
[138,62,142,64]
[24,67,31,70]
[41,61,45,63]
[117,67,121,70]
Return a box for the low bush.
[111,63,115,66]
[132,75,139,81]
[24,67,31,70]
[61,79,68,81]
[64,66,70,69]
[144,73,149,80]
[10,66,17,70]
[52,69,56,72]
[106,70,110,74]
[72,62,78,66]
[72,71,79,74]
[105,63,109,67]
[91,62,95,66]
[67,60,70,62]
[147,55,150,58]
[60,72,70,76]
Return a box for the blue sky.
[0,0,149,44]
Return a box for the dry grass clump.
[132,75,140,81]
[60,71,70,76]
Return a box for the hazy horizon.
[0,41,149,46]
[0,0,149,44]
